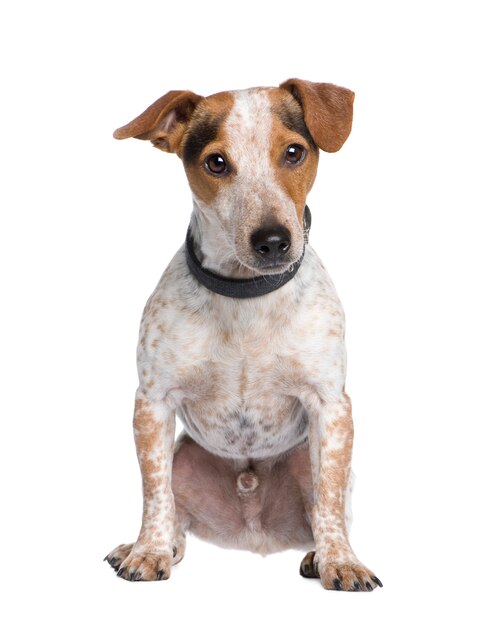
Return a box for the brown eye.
[205,153,228,175]
[284,144,305,165]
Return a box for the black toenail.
[173,546,177,557]
[353,580,361,591]
[372,576,383,588]
[333,578,342,590]
[117,567,125,577]
[156,569,165,580]
[366,581,373,591]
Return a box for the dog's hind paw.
[299,550,319,578]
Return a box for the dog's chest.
[174,315,309,459]
[139,248,345,460]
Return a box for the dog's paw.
[299,551,383,591]
[319,561,382,592]
[104,543,174,581]
[104,543,133,571]
[299,550,319,578]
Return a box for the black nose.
[251,225,291,262]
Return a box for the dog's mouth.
[238,252,304,276]
[256,260,298,274]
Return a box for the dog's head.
[114,79,354,274]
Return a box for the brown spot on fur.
[133,401,163,454]
[314,393,353,529]
[239,361,248,398]
[221,329,231,342]
[142,458,161,475]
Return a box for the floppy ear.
[113,90,203,153]
[279,79,354,152]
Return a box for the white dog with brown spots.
[105,79,382,592]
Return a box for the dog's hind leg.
[171,432,246,547]
[171,434,315,554]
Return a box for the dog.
[104,79,382,591]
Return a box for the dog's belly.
[177,394,308,460]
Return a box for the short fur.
[105,79,382,592]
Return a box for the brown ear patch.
[271,94,317,150]
[113,90,203,153]
[280,79,354,152]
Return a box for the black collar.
[185,206,311,299]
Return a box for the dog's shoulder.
[294,245,346,332]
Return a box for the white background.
[1,1,503,624]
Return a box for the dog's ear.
[113,90,203,153]
[280,79,354,152]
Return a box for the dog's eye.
[284,144,305,165]
[205,154,228,176]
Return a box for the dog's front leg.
[306,391,381,591]
[110,392,177,581]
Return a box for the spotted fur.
[105,80,381,591]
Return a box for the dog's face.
[114,80,354,273]
[181,88,319,272]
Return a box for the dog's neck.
[186,204,311,299]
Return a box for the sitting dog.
[104,79,382,591]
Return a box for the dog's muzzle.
[185,206,311,299]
